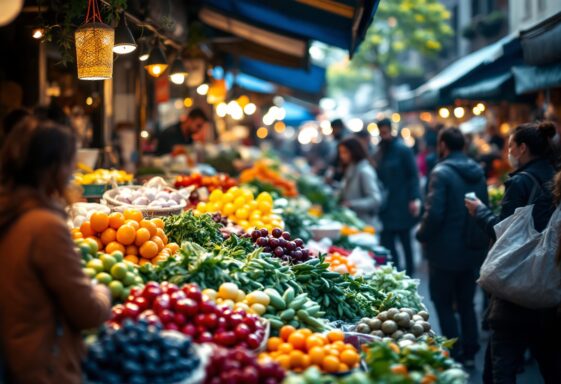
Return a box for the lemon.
[99,254,117,272]
[209,189,223,202]
[110,262,128,280]
[108,280,124,300]
[196,202,207,213]
[223,203,235,216]
[111,251,124,262]
[257,192,273,204]
[87,259,105,273]
[236,208,249,220]
[233,196,246,209]
[83,268,97,278]
[96,272,113,285]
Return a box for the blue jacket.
[376,139,421,230]
[417,152,489,270]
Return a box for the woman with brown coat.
[0,118,111,383]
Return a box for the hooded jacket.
[416,152,489,270]
[0,188,111,384]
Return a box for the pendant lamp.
[75,0,114,80]
[169,55,189,85]
[113,12,136,54]
[144,41,168,78]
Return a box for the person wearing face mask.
[465,121,561,384]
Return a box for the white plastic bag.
[478,204,561,309]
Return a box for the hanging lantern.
[75,0,114,80]
[144,41,168,78]
[207,79,227,105]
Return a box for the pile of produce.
[110,186,185,209]
[325,252,357,275]
[369,265,425,312]
[261,287,328,333]
[84,320,201,384]
[174,172,237,192]
[204,347,286,384]
[75,210,180,266]
[249,228,311,264]
[79,246,144,302]
[281,207,316,243]
[74,168,133,185]
[196,188,283,232]
[111,282,267,348]
[488,184,505,215]
[163,211,225,248]
[353,308,433,342]
[260,328,360,373]
[202,282,272,316]
[239,160,298,197]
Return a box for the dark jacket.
[156,123,192,155]
[376,139,421,230]
[0,188,112,383]
[474,158,557,325]
[416,152,489,270]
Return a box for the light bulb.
[32,28,44,39]
[197,84,209,95]
[170,73,185,85]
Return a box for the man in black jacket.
[417,127,489,367]
[156,108,208,156]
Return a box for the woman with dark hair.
[466,121,561,383]
[0,118,111,383]
[338,136,383,228]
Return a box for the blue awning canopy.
[283,101,316,126]
[513,64,561,94]
[200,0,380,54]
[451,72,513,100]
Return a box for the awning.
[283,101,316,126]
[397,34,519,111]
[200,0,380,54]
[512,64,561,94]
[237,57,326,95]
[451,72,513,100]
[520,11,561,66]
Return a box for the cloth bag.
[478,204,561,309]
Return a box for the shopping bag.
[477,204,561,309]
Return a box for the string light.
[438,108,450,119]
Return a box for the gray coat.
[340,160,383,226]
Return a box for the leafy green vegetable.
[369,265,425,312]
[282,208,316,243]
[163,211,224,248]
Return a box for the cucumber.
[306,305,322,316]
[283,287,295,303]
[269,319,284,329]
[297,310,326,330]
[280,308,296,321]
[264,288,286,310]
[289,320,300,328]
[289,294,308,310]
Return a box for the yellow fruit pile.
[195,187,283,232]
[74,168,133,185]
[202,283,271,316]
[71,209,179,266]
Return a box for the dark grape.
[251,231,261,241]
[278,238,288,248]
[286,242,296,251]
[294,238,304,247]
[260,229,269,237]
[293,250,303,259]
[256,237,268,247]
[274,247,285,257]
[269,238,280,248]
[281,232,291,240]
[271,228,282,238]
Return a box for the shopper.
[0,118,112,383]
[338,137,383,228]
[325,118,349,184]
[375,118,421,276]
[465,121,561,384]
[156,107,209,155]
[416,127,489,367]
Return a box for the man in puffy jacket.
[417,127,489,368]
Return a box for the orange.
[139,258,152,267]
[151,236,164,252]
[88,236,103,251]
[338,363,350,372]
[125,219,140,230]
[340,350,360,367]
[151,218,165,229]
[276,355,290,370]
[80,221,94,237]
[306,335,325,351]
[288,332,307,351]
[299,328,312,337]
[278,343,293,354]
[140,219,158,237]
[166,243,180,253]
[327,330,345,343]
[156,228,168,244]
[280,325,296,342]
[326,348,340,357]
[90,212,109,233]
[72,231,83,240]
[105,241,125,254]
[332,341,346,351]
[125,245,138,256]
[116,225,136,245]
[100,228,117,245]
[267,337,283,352]
[301,355,311,369]
[289,350,305,369]
[108,212,125,229]
[123,209,143,222]
[124,255,139,264]
[135,228,151,246]
[140,240,159,259]
[391,364,409,376]
[322,355,340,373]
[158,249,171,257]
[152,255,168,265]
[309,346,325,365]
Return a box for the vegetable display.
[239,160,298,197]
[110,186,185,208]
[75,168,133,185]
[174,172,237,192]
[353,308,434,342]
[249,228,311,264]
[369,265,425,312]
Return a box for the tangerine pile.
[71,209,179,266]
[325,252,357,275]
[259,327,360,373]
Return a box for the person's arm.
[416,167,446,242]
[345,167,382,213]
[32,213,111,330]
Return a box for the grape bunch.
[210,212,229,227]
[251,228,311,264]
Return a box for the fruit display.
[239,160,298,197]
[111,282,268,349]
[74,168,134,185]
[325,252,357,275]
[109,186,186,208]
[84,320,201,384]
[174,172,237,192]
[259,328,360,373]
[204,347,285,384]
[196,188,283,232]
[68,202,110,228]
[73,210,180,266]
[353,308,434,342]
[202,283,271,316]
[249,228,311,264]
[80,248,144,302]
[261,287,328,334]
